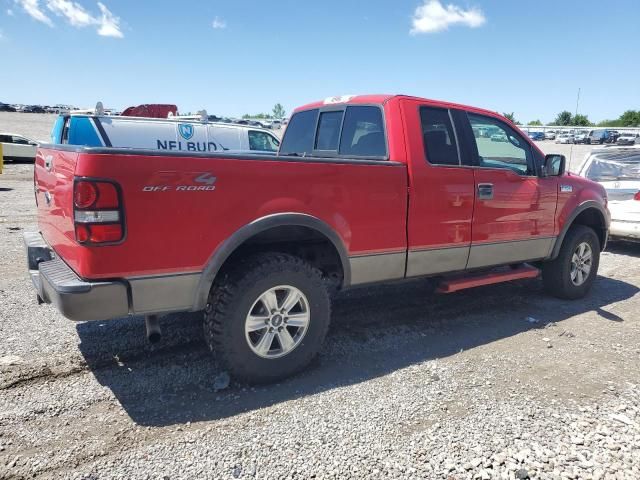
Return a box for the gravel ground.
[1,117,640,479]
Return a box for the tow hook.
[145,314,162,343]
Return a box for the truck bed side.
[35,146,408,314]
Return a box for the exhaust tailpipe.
[145,315,162,343]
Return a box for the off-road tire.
[542,225,600,300]
[203,252,331,383]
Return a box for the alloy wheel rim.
[570,242,593,286]
[245,285,310,359]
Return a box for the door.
[404,101,475,277]
[464,112,558,268]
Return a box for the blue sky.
[1,0,639,123]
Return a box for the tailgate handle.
[44,155,53,172]
[477,183,494,200]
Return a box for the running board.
[436,265,540,294]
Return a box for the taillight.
[73,178,125,245]
[634,191,640,201]
[74,181,98,209]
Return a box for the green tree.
[272,103,286,119]
[619,110,640,127]
[527,119,543,126]
[572,114,592,126]
[554,111,573,126]
[502,112,518,124]
[597,119,622,127]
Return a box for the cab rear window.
[280,105,386,158]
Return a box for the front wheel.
[203,253,331,383]
[542,225,600,299]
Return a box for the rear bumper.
[24,231,130,321]
[23,231,202,321]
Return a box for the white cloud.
[211,16,226,29]
[411,0,486,34]
[96,2,123,38]
[7,8,15,15]
[47,0,93,26]
[14,0,123,37]
[15,0,53,26]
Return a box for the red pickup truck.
[25,94,609,382]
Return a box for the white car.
[545,131,556,140]
[578,147,640,241]
[0,132,38,161]
[555,134,574,144]
[617,133,640,146]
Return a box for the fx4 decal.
[143,171,217,192]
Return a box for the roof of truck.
[294,94,506,121]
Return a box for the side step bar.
[437,265,540,294]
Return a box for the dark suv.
[587,129,613,144]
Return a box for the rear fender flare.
[192,213,351,310]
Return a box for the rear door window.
[339,106,386,157]
[279,109,319,156]
[420,107,460,166]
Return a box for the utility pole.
[575,88,581,118]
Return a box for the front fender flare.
[549,200,609,260]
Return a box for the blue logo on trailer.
[178,123,194,140]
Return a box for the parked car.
[616,133,639,146]
[609,131,621,143]
[26,94,609,383]
[490,132,508,142]
[573,131,589,144]
[556,134,575,144]
[22,105,46,113]
[528,131,545,141]
[0,132,38,161]
[578,148,640,242]
[545,131,556,140]
[587,129,613,144]
[49,113,281,153]
[0,103,17,112]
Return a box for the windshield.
[585,152,640,181]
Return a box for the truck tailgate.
[34,147,79,263]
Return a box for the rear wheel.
[203,253,331,383]
[542,225,600,299]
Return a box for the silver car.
[578,148,640,241]
[573,131,589,144]
[555,133,574,144]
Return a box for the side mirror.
[543,154,566,177]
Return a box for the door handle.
[477,183,494,200]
